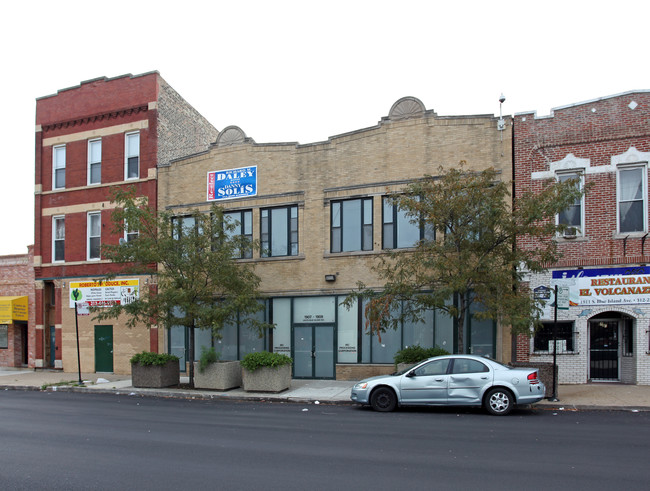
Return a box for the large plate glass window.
[125,132,140,180]
[618,165,646,233]
[88,139,101,185]
[53,145,66,189]
[261,205,298,257]
[331,198,373,253]
[87,212,101,260]
[533,321,575,353]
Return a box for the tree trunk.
[188,322,195,389]
[457,293,466,354]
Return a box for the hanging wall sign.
[207,166,257,201]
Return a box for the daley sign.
[207,166,257,201]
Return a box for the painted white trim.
[52,215,65,263]
[87,138,102,186]
[124,131,140,180]
[87,212,102,261]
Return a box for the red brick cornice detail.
[41,104,149,133]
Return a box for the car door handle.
[434,378,444,382]
[480,376,488,380]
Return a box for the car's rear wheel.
[485,388,514,416]
[370,387,397,412]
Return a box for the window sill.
[324,250,382,258]
[554,235,587,243]
[614,232,648,239]
[532,351,578,355]
[244,254,306,263]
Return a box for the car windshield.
[393,364,417,376]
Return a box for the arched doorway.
[588,312,633,381]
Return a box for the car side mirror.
[405,371,416,378]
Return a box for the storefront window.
[293,297,335,324]
[0,325,8,349]
[337,298,358,363]
[272,298,291,356]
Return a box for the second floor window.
[382,197,434,249]
[224,210,253,259]
[618,165,646,233]
[53,216,65,262]
[557,172,583,236]
[261,205,298,257]
[53,145,66,189]
[125,132,140,179]
[88,139,102,185]
[331,198,373,253]
[87,212,101,260]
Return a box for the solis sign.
[207,166,257,201]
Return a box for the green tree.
[345,164,584,353]
[94,188,270,387]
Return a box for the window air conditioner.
[563,227,578,239]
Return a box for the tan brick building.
[159,96,513,379]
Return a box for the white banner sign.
[575,274,650,306]
[69,279,139,308]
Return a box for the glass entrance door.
[589,320,619,380]
[293,325,335,379]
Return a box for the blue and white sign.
[207,166,257,201]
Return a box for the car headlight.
[354,382,369,389]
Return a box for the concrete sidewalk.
[2,368,650,411]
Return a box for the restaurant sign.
[551,267,650,306]
[207,166,257,201]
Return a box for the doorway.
[94,325,113,372]
[293,325,335,379]
[589,319,619,380]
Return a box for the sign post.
[74,302,86,387]
[550,285,570,401]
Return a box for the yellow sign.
[0,296,29,323]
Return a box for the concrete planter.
[131,360,180,388]
[242,364,291,393]
[193,360,242,390]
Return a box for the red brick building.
[0,247,35,367]
[514,91,650,384]
[34,72,218,373]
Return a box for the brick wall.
[0,246,35,367]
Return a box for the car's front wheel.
[484,388,514,416]
[370,387,397,412]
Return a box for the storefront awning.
[0,296,28,323]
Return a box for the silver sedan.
[350,355,546,415]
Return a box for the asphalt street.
[1,391,649,490]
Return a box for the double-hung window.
[88,139,101,185]
[331,198,373,253]
[557,172,583,236]
[124,220,139,243]
[52,216,65,262]
[53,145,66,189]
[125,132,140,180]
[87,212,101,260]
[261,205,298,257]
[382,196,434,249]
[618,165,646,233]
[224,210,253,258]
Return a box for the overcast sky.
[0,0,647,256]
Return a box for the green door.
[95,325,113,372]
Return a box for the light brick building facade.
[159,97,513,380]
[34,72,217,374]
[514,91,650,384]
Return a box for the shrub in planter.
[193,347,242,391]
[130,351,180,388]
[241,351,292,393]
[394,345,449,371]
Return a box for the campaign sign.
[207,166,257,201]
